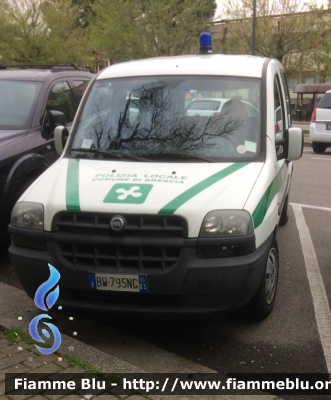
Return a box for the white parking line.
[310,157,331,161]
[290,202,331,212]
[302,152,331,158]
[292,204,331,373]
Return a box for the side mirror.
[286,127,303,161]
[54,125,69,155]
[41,110,67,137]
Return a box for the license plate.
[88,272,148,293]
[326,124,331,130]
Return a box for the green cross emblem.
[103,184,153,204]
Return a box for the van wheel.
[312,142,326,153]
[279,192,289,226]
[249,237,279,320]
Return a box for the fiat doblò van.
[9,53,303,319]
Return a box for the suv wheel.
[312,142,326,154]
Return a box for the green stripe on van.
[66,159,80,211]
[158,162,249,215]
[252,162,287,228]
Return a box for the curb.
[0,281,280,400]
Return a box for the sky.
[215,0,226,18]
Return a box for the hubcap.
[265,247,278,304]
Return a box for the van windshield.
[71,76,261,162]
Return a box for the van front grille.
[52,212,187,238]
[52,212,187,272]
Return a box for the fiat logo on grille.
[110,215,125,231]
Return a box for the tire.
[249,236,279,320]
[312,142,326,154]
[279,192,289,226]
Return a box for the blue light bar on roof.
[200,32,212,55]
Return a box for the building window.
[303,77,314,84]
[287,78,298,89]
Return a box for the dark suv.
[0,65,95,241]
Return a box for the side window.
[274,77,284,155]
[46,81,77,124]
[72,80,90,102]
[279,71,291,127]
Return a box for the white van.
[9,51,303,319]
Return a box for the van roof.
[97,54,273,80]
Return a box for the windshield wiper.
[140,151,214,163]
[70,148,148,161]
[70,148,214,162]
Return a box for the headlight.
[199,210,253,237]
[198,210,255,258]
[11,202,44,230]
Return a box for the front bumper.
[9,227,272,315]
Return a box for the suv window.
[0,81,42,129]
[73,80,90,102]
[46,81,77,124]
[317,93,331,109]
[279,71,291,126]
[274,76,284,155]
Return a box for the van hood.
[0,130,27,148]
[23,158,264,236]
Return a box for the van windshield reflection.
[71,76,261,162]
